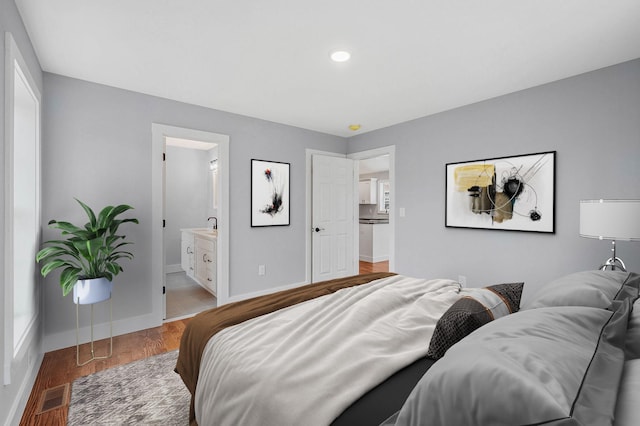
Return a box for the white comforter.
[195,275,461,426]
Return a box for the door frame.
[151,124,230,324]
[348,145,396,272]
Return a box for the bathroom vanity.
[181,228,217,296]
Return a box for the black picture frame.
[445,151,556,233]
[251,159,290,227]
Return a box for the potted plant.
[36,198,139,304]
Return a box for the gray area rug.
[67,350,190,425]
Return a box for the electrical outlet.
[258,265,266,276]
[458,275,467,287]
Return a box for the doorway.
[357,154,390,274]
[151,124,230,324]
[347,145,397,273]
[164,138,218,320]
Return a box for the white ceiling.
[15,0,640,137]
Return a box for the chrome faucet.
[207,216,218,230]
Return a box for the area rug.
[67,350,190,425]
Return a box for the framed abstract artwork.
[251,159,290,227]
[445,151,556,233]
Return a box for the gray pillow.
[626,298,640,359]
[395,301,631,426]
[523,270,633,310]
[614,359,640,426]
[616,272,640,304]
[426,282,523,360]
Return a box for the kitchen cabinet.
[359,178,378,204]
[181,229,217,296]
[359,223,389,262]
[359,224,372,259]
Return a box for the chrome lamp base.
[599,240,627,272]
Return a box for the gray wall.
[3,2,640,419]
[348,59,640,305]
[42,73,346,346]
[0,0,44,424]
[165,145,212,266]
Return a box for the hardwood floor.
[20,319,190,426]
[359,260,389,274]
[20,264,389,425]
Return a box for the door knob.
[314,227,325,233]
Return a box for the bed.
[176,270,640,426]
[386,269,640,426]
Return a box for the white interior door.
[312,155,355,282]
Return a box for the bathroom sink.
[183,228,218,238]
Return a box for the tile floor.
[165,271,217,320]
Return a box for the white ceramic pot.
[73,277,113,305]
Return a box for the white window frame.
[3,32,42,385]
[377,179,390,214]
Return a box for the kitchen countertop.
[359,218,389,224]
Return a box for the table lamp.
[579,199,640,271]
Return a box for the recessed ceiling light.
[348,124,361,131]
[330,50,351,63]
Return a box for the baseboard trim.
[5,351,44,426]
[44,279,309,352]
[42,279,325,351]
[359,255,389,263]
[165,264,182,274]
[226,280,309,305]
[42,312,160,353]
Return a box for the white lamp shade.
[580,199,640,241]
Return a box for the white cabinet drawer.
[181,232,195,277]
[196,237,215,253]
[195,236,217,295]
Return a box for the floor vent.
[36,383,70,414]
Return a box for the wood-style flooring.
[359,260,389,274]
[20,261,388,426]
[20,319,190,426]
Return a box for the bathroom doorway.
[164,138,218,320]
[151,124,230,324]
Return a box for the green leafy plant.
[36,199,139,296]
